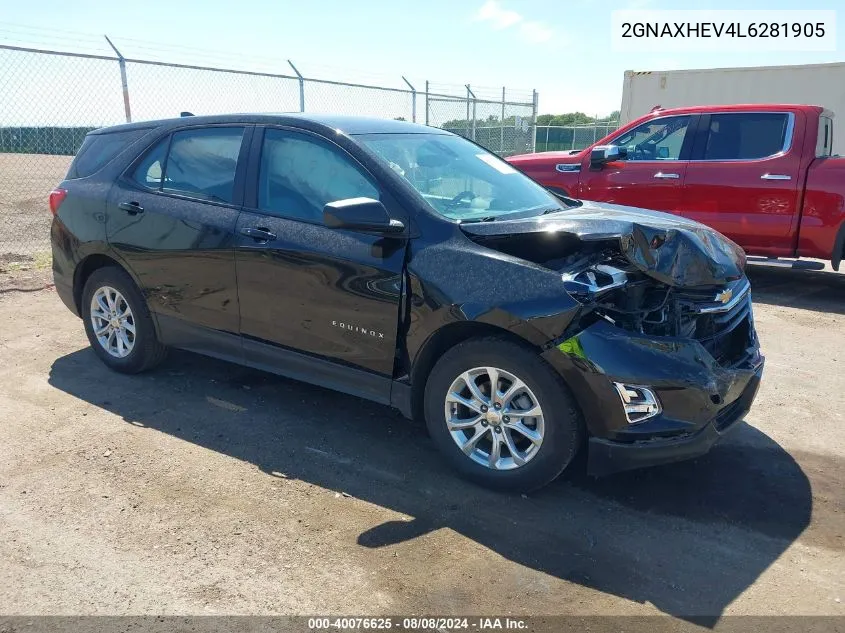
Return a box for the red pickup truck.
[507,104,845,269]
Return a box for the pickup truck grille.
[675,278,754,367]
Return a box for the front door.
[234,127,407,398]
[580,114,695,212]
[107,126,249,345]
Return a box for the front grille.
[675,279,755,367]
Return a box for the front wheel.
[424,336,583,492]
[81,266,167,374]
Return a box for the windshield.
[358,133,570,221]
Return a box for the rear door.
[234,126,407,398]
[680,111,800,252]
[579,114,696,212]
[107,125,251,348]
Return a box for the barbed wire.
[0,22,537,98]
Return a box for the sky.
[1,0,844,118]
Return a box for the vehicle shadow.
[746,264,845,315]
[48,348,820,624]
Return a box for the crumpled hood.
[459,200,746,288]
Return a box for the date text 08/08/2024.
[307,617,528,630]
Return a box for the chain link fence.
[534,122,620,153]
[0,44,537,283]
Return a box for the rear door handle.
[761,173,791,181]
[118,201,144,215]
[240,226,277,241]
[653,172,680,179]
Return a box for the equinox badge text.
[332,320,385,339]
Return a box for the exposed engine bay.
[558,253,754,367]
[459,207,755,367]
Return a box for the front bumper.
[587,366,762,476]
[541,318,764,476]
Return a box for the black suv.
[50,114,764,491]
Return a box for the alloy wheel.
[90,286,136,358]
[444,366,545,470]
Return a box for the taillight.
[49,188,67,216]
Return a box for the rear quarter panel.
[50,178,113,302]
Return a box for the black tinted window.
[132,137,168,188]
[703,113,789,160]
[71,129,146,178]
[258,129,378,222]
[162,127,244,203]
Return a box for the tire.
[81,266,167,374]
[424,336,582,492]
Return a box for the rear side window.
[132,137,168,187]
[69,129,147,178]
[702,113,790,160]
[131,127,245,203]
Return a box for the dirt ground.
[0,264,843,624]
[0,153,71,257]
[0,153,70,291]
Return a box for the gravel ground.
[0,264,843,624]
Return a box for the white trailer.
[619,62,845,152]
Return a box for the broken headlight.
[561,264,628,302]
[562,261,675,336]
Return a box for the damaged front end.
[559,253,758,369]
[460,204,764,475]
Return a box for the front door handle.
[240,226,277,242]
[761,173,791,181]
[653,172,680,179]
[118,201,144,215]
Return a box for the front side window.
[702,113,790,160]
[611,115,691,161]
[359,133,567,222]
[258,129,379,222]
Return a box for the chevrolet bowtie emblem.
[715,288,733,304]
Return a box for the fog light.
[613,383,661,424]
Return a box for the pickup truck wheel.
[81,266,167,374]
[424,337,582,492]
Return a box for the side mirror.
[589,144,627,169]
[323,197,405,234]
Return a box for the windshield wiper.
[460,216,497,223]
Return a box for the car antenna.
[180,111,195,117]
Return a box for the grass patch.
[0,251,51,273]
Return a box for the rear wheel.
[424,336,582,492]
[81,266,167,373]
